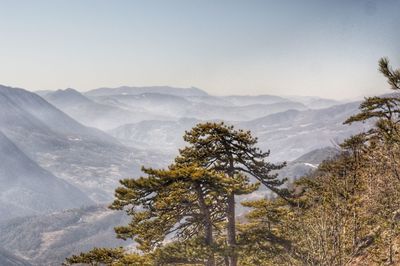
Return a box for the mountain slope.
[194,101,307,120]
[108,118,201,153]
[238,102,369,162]
[277,147,340,182]
[0,206,131,266]
[0,131,93,221]
[0,85,156,202]
[0,248,31,266]
[240,146,341,205]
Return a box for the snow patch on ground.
[304,163,318,168]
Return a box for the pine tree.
[345,58,400,198]
[63,247,153,266]
[345,57,400,141]
[238,198,297,265]
[176,122,288,266]
[110,163,255,266]
[379,57,400,90]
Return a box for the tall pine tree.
[176,122,288,266]
[110,163,255,266]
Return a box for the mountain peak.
[45,88,92,105]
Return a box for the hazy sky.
[0,0,399,99]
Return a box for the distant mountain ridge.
[238,101,369,161]
[222,94,290,105]
[109,101,368,163]
[42,88,168,130]
[85,86,208,97]
[41,87,310,130]
[44,88,92,106]
[285,95,342,109]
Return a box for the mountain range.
[108,100,367,162]
[40,87,339,131]
[0,85,167,205]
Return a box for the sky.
[0,0,399,99]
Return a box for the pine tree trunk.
[224,256,230,266]
[204,215,216,266]
[196,184,215,266]
[205,229,215,266]
[227,192,237,266]
[225,151,237,266]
